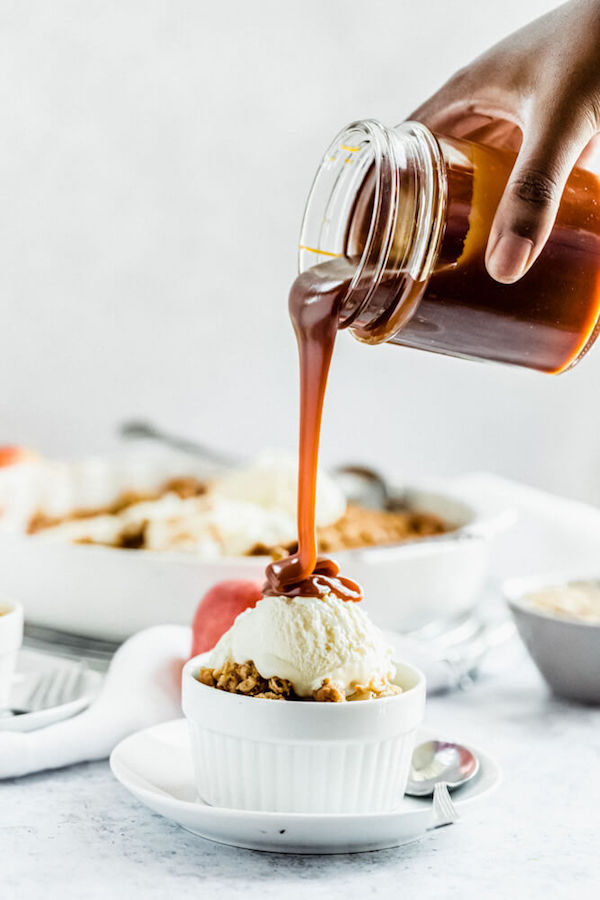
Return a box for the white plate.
[0,650,103,732]
[110,719,501,854]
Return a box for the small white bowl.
[181,653,425,814]
[0,599,24,707]
[505,574,600,704]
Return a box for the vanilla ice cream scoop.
[209,593,395,697]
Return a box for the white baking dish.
[0,455,511,640]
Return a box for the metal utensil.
[119,420,239,467]
[431,782,459,828]
[406,740,480,827]
[329,464,392,509]
[23,623,118,667]
[0,662,86,718]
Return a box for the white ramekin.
[182,653,425,813]
[0,599,24,707]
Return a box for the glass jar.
[299,120,600,373]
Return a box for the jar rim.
[298,119,447,339]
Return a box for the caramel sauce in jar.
[345,131,600,374]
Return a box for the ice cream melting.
[208,592,394,698]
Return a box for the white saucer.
[110,719,501,854]
[0,650,102,733]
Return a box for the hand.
[411,0,600,284]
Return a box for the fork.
[2,663,85,716]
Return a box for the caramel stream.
[264,263,362,602]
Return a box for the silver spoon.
[406,740,479,827]
[119,420,239,467]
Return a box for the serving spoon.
[406,740,479,827]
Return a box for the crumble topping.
[312,678,346,702]
[196,659,295,700]
[27,476,207,535]
[27,479,449,555]
[195,660,402,702]
[248,504,447,557]
[314,504,446,552]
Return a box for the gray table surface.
[2,637,598,900]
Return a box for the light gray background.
[1,0,597,502]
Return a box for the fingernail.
[487,234,534,284]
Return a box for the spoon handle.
[432,782,459,828]
[119,420,240,467]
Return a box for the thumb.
[485,113,593,284]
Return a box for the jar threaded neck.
[298,119,447,343]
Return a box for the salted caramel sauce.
[348,140,600,372]
[264,261,363,602]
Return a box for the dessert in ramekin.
[182,592,425,813]
[0,599,24,708]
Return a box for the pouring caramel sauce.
[266,135,600,602]
[264,263,363,602]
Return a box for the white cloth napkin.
[0,625,190,780]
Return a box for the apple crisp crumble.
[248,503,447,557]
[195,659,402,702]
[27,476,207,535]
[26,478,449,555]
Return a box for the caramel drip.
[264,555,362,602]
[264,261,363,602]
